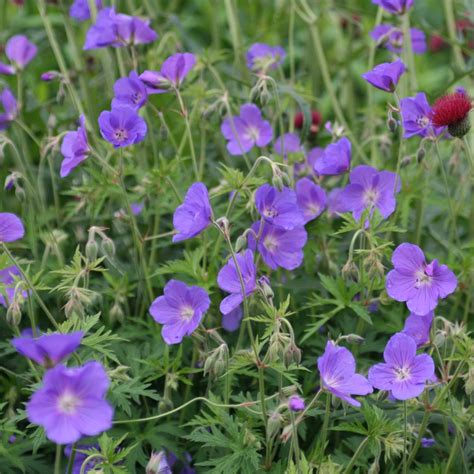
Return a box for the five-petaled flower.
[0,35,37,75]
[149,280,210,345]
[0,213,25,242]
[362,59,406,92]
[400,92,445,138]
[98,106,147,147]
[27,361,114,444]
[386,243,457,315]
[112,71,148,109]
[60,115,90,178]
[368,332,435,400]
[246,43,286,71]
[318,341,373,407]
[217,249,257,315]
[173,182,213,242]
[221,104,273,155]
[313,137,352,176]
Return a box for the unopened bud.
[110,302,125,323]
[342,259,359,281]
[85,239,99,261]
[214,217,230,238]
[400,156,413,168]
[146,451,171,474]
[101,237,115,258]
[387,116,397,133]
[267,411,283,439]
[6,302,22,326]
[343,334,365,344]
[271,174,284,190]
[258,275,274,299]
[64,298,84,319]
[284,342,302,368]
[15,186,26,202]
[235,234,247,253]
[417,146,426,162]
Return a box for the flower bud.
[6,302,22,326]
[342,259,359,282]
[416,145,426,162]
[101,237,115,258]
[235,234,248,253]
[271,174,284,191]
[41,71,58,82]
[284,342,302,368]
[146,451,171,474]
[258,275,274,299]
[267,411,283,439]
[387,116,397,133]
[15,186,26,202]
[110,302,125,324]
[288,394,305,412]
[85,239,99,261]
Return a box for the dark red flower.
[429,35,446,53]
[294,110,322,134]
[431,92,472,137]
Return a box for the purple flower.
[27,361,114,444]
[147,451,172,474]
[294,147,323,177]
[402,311,434,347]
[98,106,147,147]
[0,213,24,242]
[362,59,406,92]
[400,92,445,138]
[131,202,144,215]
[70,0,102,21]
[0,88,18,130]
[40,71,58,82]
[84,8,157,50]
[371,24,426,54]
[318,341,373,407]
[217,249,257,315]
[222,305,243,332]
[372,0,413,15]
[149,280,210,345]
[421,437,436,448]
[248,221,307,270]
[386,243,457,315]
[139,53,196,92]
[221,104,273,155]
[0,35,37,75]
[288,394,305,412]
[246,43,286,71]
[60,115,90,178]
[313,137,351,176]
[64,444,100,474]
[327,187,346,216]
[112,71,148,109]
[173,182,212,242]
[295,178,327,223]
[11,331,83,368]
[255,184,304,230]
[274,133,302,157]
[368,332,435,400]
[338,165,401,221]
[0,266,26,307]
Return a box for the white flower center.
[114,128,128,142]
[416,115,430,128]
[395,366,411,381]
[363,188,379,207]
[415,269,432,288]
[57,392,80,415]
[180,305,195,321]
[263,235,279,252]
[263,206,278,218]
[245,126,260,142]
[306,203,320,215]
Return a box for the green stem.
[444,432,461,474]
[401,12,418,94]
[114,394,277,425]
[310,391,331,463]
[54,444,62,474]
[1,243,59,331]
[175,88,200,180]
[67,443,77,474]
[342,437,369,474]
[403,400,408,474]
[443,0,465,72]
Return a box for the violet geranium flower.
[274,133,302,158]
[0,35,37,75]
[313,137,352,176]
[173,182,212,242]
[70,0,102,21]
[149,280,210,345]
[368,332,435,400]
[222,305,243,332]
[84,8,157,50]
[255,184,304,230]
[139,53,196,93]
[288,394,305,412]
[295,178,327,223]
[0,88,18,130]
[317,341,373,407]
[12,331,83,368]
[112,71,148,110]
[0,266,27,307]
[0,213,24,242]
[338,165,401,222]
[27,361,114,444]
[386,243,457,315]
[402,311,434,347]
[217,249,257,315]
[221,104,273,155]
[371,24,426,54]
[248,221,307,271]
[362,59,406,92]
[98,106,147,147]
[400,92,445,138]
[372,0,413,15]
[246,43,286,71]
[60,115,90,178]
